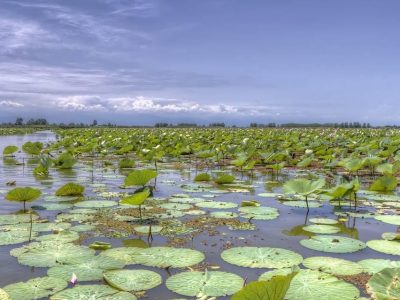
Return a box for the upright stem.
[139,205,142,219]
[305,195,309,210]
[29,211,33,242]
[23,201,26,213]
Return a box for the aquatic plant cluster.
[0,127,400,299]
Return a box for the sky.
[0,0,399,125]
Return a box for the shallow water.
[0,131,397,299]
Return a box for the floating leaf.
[221,247,303,268]
[3,276,67,300]
[300,235,366,253]
[166,270,243,297]
[309,218,338,225]
[367,268,400,300]
[103,269,162,291]
[285,270,360,300]
[367,240,400,255]
[375,215,400,226]
[134,246,205,268]
[302,256,364,276]
[302,225,340,234]
[358,259,400,274]
[48,255,124,281]
[50,285,125,300]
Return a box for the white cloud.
[0,100,24,108]
[51,95,275,116]
[0,19,56,53]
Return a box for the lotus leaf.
[48,255,125,281]
[166,270,243,297]
[359,259,400,274]
[221,247,303,268]
[3,276,67,300]
[286,270,360,300]
[124,169,157,186]
[302,225,340,234]
[367,268,400,300]
[103,269,162,291]
[55,183,84,196]
[300,235,366,253]
[367,240,400,255]
[302,256,364,275]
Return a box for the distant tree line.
[0,118,378,129]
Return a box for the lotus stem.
[28,211,33,242]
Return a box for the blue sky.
[0,0,399,125]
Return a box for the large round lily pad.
[302,256,364,276]
[367,240,400,255]
[17,242,95,267]
[300,235,366,253]
[221,247,303,268]
[196,201,238,209]
[50,285,135,300]
[0,289,10,300]
[0,214,38,225]
[375,215,400,226]
[74,200,116,208]
[358,259,400,274]
[100,247,142,265]
[0,230,38,246]
[367,268,400,300]
[309,218,338,225]
[285,270,360,300]
[36,230,79,243]
[238,206,279,220]
[48,255,125,281]
[103,269,162,291]
[3,276,67,300]
[258,266,300,281]
[134,247,205,268]
[166,270,243,297]
[302,225,340,234]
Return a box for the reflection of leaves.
[282,225,315,238]
[122,239,149,248]
[231,272,296,300]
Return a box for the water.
[0,132,397,299]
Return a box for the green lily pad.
[302,256,364,276]
[282,200,322,208]
[285,270,360,300]
[100,247,142,264]
[196,201,238,209]
[302,225,340,234]
[309,218,338,225]
[221,247,303,268]
[358,259,400,274]
[50,285,126,300]
[238,206,279,220]
[36,230,80,243]
[258,266,300,281]
[74,200,116,208]
[210,211,238,219]
[0,289,10,300]
[300,235,366,253]
[367,268,400,300]
[375,215,400,225]
[382,232,400,241]
[166,270,244,297]
[48,255,125,281]
[0,214,38,225]
[3,276,67,300]
[103,269,162,291]
[0,230,38,246]
[367,240,400,255]
[159,203,193,210]
[134,225,163,234]
[17,242,95,267]
[134,247,205,268]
